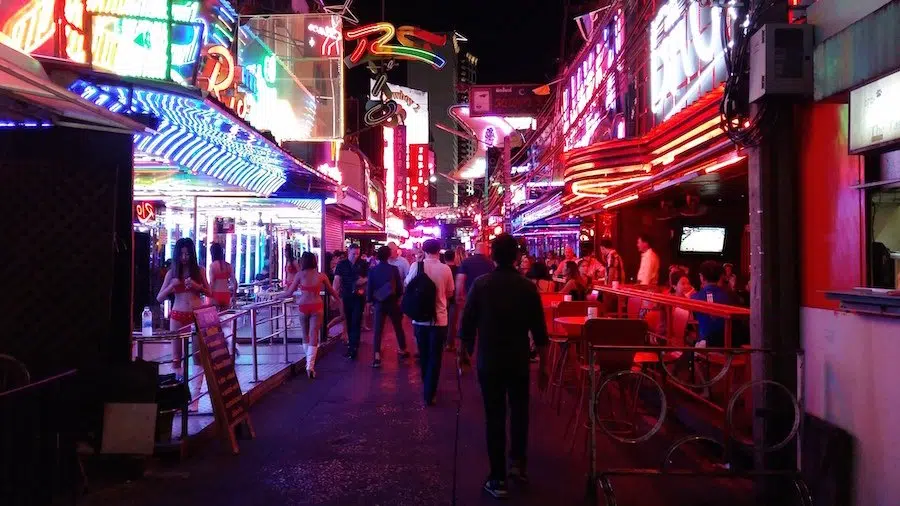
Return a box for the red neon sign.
[134,202,156,224]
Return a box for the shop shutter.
[324,210,345,253]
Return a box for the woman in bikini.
[208,242,236,310]
[282,252,339,378]
[157,238,210,409]
[284,245,299,289]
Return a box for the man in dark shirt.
[366,246,409,367]
[334,244,366,359]
[460,234,549,499]
[455,241,494,364]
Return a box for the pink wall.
[797,103,865,309]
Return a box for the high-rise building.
[455,51,478,205]
[408,32,477,207]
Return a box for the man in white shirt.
[636,234,660,286]
[387,241,410,280]
[405,239,455,406]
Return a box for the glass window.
[865,150,900,288]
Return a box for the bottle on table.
[141,306,153,337]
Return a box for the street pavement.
[79,321,754,506]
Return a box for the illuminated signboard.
[134,201,157,224]
[650,0,736,122]
[0,0,205,82]
[849,68,900,153]
[372,81,428,209]
[409,144,430,207]
[198,45,250,117]
[344,23,447,69]
[561,10,623,151]
[370,80,429,144]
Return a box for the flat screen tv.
[679,226,726,254]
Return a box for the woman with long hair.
[558,260,588,300]
[208,242,236,310]
[284,245,299,289]
[156,238,210,409]
[526,261,556,292]
[519,254,533,276]
[282,252,339,378]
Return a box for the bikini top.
[212,261,230,280]
[299,284,320,293]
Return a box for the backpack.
[401,261,437,322]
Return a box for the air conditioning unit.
[749,23,814,103]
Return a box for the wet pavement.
[80,322,756,506]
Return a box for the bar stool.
[567,318,648,451]
[547,301,603,414]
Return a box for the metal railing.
[576,345,808,505]
[132,293,334,442]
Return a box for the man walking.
[404,239,454,406]
[460,234,549,499]
[367,246,410,367]
[455,241,494,364]
[387,241,410,281]
[334,244,366,360]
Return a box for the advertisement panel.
[849,68,900,153]
[408,144,431,208]
[470,84,548,118]
[369,80,429,145]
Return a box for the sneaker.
[508,466,529,485]
[372,358,382,368]
[483,479,509,499]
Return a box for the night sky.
[351,0,566,84]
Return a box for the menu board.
[193,305,254,454]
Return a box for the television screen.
[679,226,726,254]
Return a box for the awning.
[0,42,144,133]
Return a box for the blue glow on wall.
[70,79,292,196]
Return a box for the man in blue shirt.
[691,261,736,347]
[334,244,366,359]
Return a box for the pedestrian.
[460,233,549,499]
[403,239,454,406]
[367,245,411,367]
[334,244,367,360]
[443,248,460,352]
[636,234,660,286]
[281,252,340,378]
[455,241,494,365]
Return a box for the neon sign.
[344,22,447,69]
[365,71,405,127]
[650,1,736,122]
[1,0,204,82]
[134,202,157,224]
[561,10,623,151]
[307,19,341,57]
[198,45,250,118]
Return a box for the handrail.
[0,369,77,398]
[593,284,750,318]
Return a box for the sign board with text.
[850,69,900,153]
[193,305,254,454]
[470,84,547,117]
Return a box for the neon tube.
[704,155,745,174]
[602,194,638,209]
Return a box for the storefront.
[555,1,748,284]
[1,41,145,375]
[1,1,345,321]
[799,2,900,504]
[511,190,579,257]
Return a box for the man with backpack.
[403,239,455,406]
[367,246,410,368]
